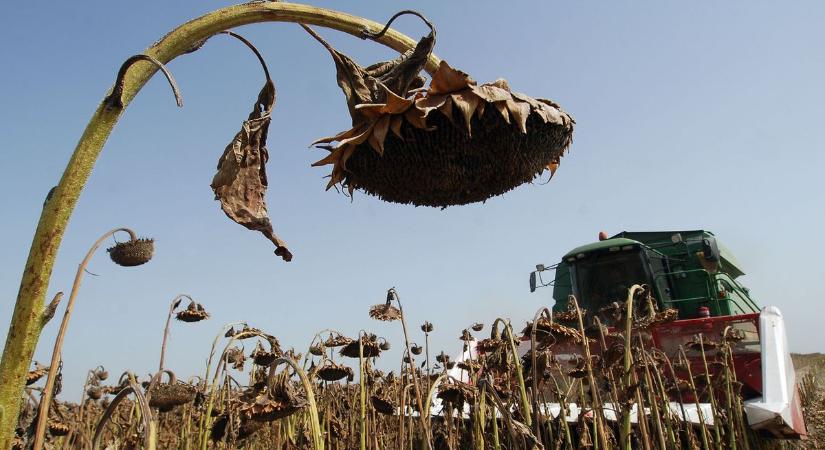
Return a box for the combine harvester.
[445,230,806,439]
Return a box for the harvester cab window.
[574,250,650,315]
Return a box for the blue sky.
[2,1,824,398]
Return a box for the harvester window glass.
[574,250,650,312]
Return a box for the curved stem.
[106,55,182,108]
[92,373,154,450]
[218,31,271,81]
[0,4,439,442]
[32,227,137,450]
[159,294,193,371]
[273,357,324,450]
[361,10,436,40]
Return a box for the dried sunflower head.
[225,346,246,370]
[176,301,210,323]
[26,363,48,386]
[685,335,719,352]
[48,421,70,437]
[421,321,434,333]
[371,393,396,415]
[410,344,423,355]
[236,324,263,339]
[324,334,354,348]
[436,380,476,407]
[315,360,354,382]
[435,352,450,364]
[723,327,747,342]
[95,367,109,381]
[369,303,402,322]
[87,386,103,400]
[476,337,506,354]
[459,329,473,341]
[312,59,574,207]
[309,344,326,356]
[523,318,586,344]
[340,335,383,358]
[239,379,307,422]
[147,372,197,411]
[251,340,282,366]
[107,238,154,267]
[553,309,583,323]
[457,359,482,373]
[210,414,265,442]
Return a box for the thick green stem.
[0,3,440,446]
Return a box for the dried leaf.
[428,61,476,95]
[211,80,292,261]
[354,88,415,119]
[367,32,435,98]
[311,147,344,168]
[306,25,434,126]
[311,124,371,147]
[471,83,511,103]
[303,25,379,125]
[415,94,449,115]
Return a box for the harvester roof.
[561,230,746,278]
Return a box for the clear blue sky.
[2,1,824,398]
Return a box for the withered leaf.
[211,79,292,262]
[303,25,378,126]
[304,24,434,126]
[366,31,434,98]
[427,61,476,95]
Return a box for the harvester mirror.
[702,237,720,262]
[529,272,537,293]
[535,264,546,272]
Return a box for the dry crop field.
[3,4,823,450]
[15,287,824,449]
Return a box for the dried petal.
[505,98,531,134]
[428,61,476,95]
[450,91,480,136]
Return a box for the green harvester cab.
[533,230,760,321]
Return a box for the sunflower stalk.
[32,227,141,450]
